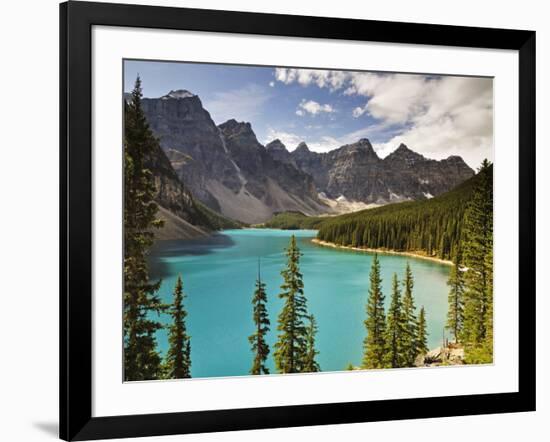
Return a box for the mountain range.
[139,89,475,225]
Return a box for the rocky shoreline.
[311,238,453,266]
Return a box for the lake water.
[148,228,451,378]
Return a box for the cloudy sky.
[124,60,493,169]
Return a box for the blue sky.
[124,60,493,168]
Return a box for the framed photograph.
[60,1,536,440]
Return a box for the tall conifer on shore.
[417,307,429,357]
[303,315,320,373]
[482,246,494,359]
[274,236,309,373]
[446,250,465,342]
[362,254,386,369]
[164,275,191,379]
[385,273,406,368]
[248,259,271,375]
[124,76,165,381]
[461,160,493,362]
[402,263,419,366]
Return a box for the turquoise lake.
[148,228,451,378]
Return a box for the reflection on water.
[148,233,235,278]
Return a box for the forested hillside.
[316,166,492,260]
[261,211,325,230]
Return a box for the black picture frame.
[60,1,536,440]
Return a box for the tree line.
[316,170,485,261]
[445,160,493,363]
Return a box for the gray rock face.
[265,139,297,168]
[141,92,238,211]
[289,140,474,203]
[381,144,475,201]
[218,120,327,221]
[141,93,327,223]
[141,89,474,222]
[144,141,213,233]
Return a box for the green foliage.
[124,76,165,381]
[362,254,387,369]
[317,171,487,260]
[384,273,407,368]
[262,211,325,230]
[164,275,191,379]
[461,160,493,362]
[417,307,429,357]
[303,315,321,373]
[401,263,419,366]
[483,245,494,360]
[274,236,310,373]
[248,262,271,375]
[446,250,465,342]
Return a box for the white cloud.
[265,129,304,150]
[274,68,493,167]
[265,128,339,152]
[275,68,347,91]
[296,99,335,116]
[204,84,271,124]
[371,76,494,168]
[269,81,275,87]
[352,106,367,118]
[348,73,430,124]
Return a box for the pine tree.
[402,263,419,366]
[384,273,406,368]
[124,76,165,381]
[303,315,320,373]
[248,260,271,375]
[446,250,465,342]
[482,246,494,360]
[274,235,309,373]
[183,340,191,375]
[164,275,191,379]
[461,160,493,362]
[362,254,387,369]
[417,307,429,357]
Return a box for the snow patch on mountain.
[318,193,378,214]
[163,89,196,99]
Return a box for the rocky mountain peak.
[162,89,196,99]
[396,143,410,152]
[265,139,288,152]
[357,138,373,148]
[218,119,261,150]
[337,139,378,158]
[444,155,469,165]
[386,143,425,163]
[219,119,253,135]
[295,142,311,153]
[266,139,296,167]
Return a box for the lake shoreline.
[311,239,453,266]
